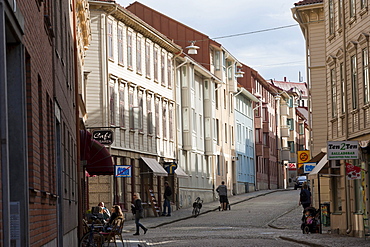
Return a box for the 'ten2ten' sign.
[92,130,113,145]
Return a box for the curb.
[279,236,326,247]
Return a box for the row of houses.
[0,0,310,246]
[293,0,370,238]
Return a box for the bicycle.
[79,216,105,247]
[192,197,203,217]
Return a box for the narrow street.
[123,190,305,246]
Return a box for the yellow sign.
[298,150,310,164]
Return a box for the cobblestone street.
[104,189,369,246]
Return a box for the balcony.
[255,116,262,129]
[281,126,290,137]
[281,105,289,115]
[281,148,291,161]
[255,143,263,156]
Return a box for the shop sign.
[288,163,296,170]
[327,141,358,160]
[93,130,113,145]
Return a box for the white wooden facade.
[85,2,181,214]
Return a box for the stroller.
[301,207,321,234]
[218,197,231,211]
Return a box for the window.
[167,57,172,88]
[329,0,334,35]
[288,141,295,153]
[340,63,346,113]
[138,91,143,131]
[161,52,165,86]
[169,104,174,140]
[363,48,370,104]
[147,95,153,134]
[361,0,367,9]
[354,177,364,214]
[299,123,304,135]
[338,0,343,27]
[109,82,116,125]
[237,123,241,143]
[129,87,134,129]
[215,51,220,70]
[118,26,124,64]
[108,21,113,59]
[331,167,342,212]
[331,68,337,117]
[350,0,356,18]
[145,42,151,78]
[224,123,227,143]
[154,47,158,81]
[287,118,294,130]
[127,31,133,68]
[163,102,167,139]
[351,55,358,109]
[136,36,142,73]
[119,85,125,127]
[155,98,160,136]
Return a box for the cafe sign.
[327,141,359,160]
[92,130,113,145]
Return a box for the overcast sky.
[116,0,306,82]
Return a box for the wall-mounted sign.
[92,130,113,145]
[288,163,296,170]
[327,141,359,160]
[115,165,131,177]
[304,162,316,173]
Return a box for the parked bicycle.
[80,216,105,247]
[192,197,203,217]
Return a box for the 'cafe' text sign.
[327,141,359,160]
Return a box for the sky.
[116,0,306,83]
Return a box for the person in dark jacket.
[162,181,172,216]
[216,181,228,211]
[132,193,147,235]
[299,184,312,209]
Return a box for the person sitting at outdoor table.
[98,201,111,221]
[108,205,123,225]
[102,205,123,232]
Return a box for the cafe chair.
[100,217,124,247]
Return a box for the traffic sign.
[298,150,310,164]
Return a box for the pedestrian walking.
[162,181,172,216]
[299,184,311,209]
[216,181,228,211]
[132,193,148,235]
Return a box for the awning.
[140,157,168,176]
[175,166,189,178]
[309,154,328,175]
[80,130,114,176]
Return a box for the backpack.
[300,190,308,202]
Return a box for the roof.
[294,0,323,6]
[270,80,308,98]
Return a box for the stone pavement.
[104,189,370,247]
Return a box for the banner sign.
[115,165,131,177]
[327,141,359,160]
[345,163,361,180]
[304,162,316,173]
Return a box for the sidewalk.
[109,189,369,247]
